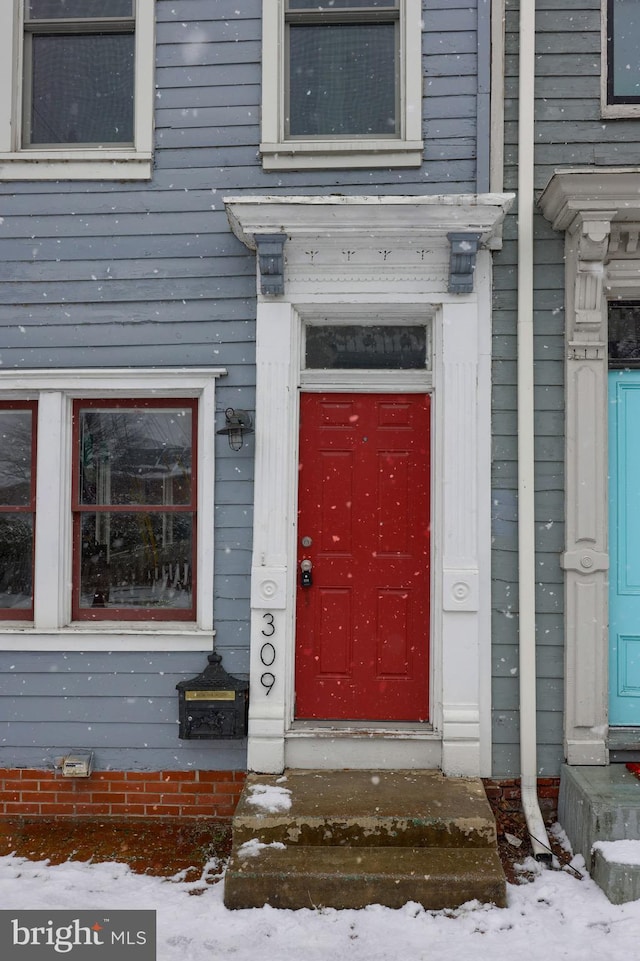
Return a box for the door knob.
[300,559,313,587]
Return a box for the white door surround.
[540,168,640,765]
[224,195,512,776]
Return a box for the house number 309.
[260,614,276,695]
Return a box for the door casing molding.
[540,168,640,765]
[225,195,510,775]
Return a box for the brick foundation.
[0,769,247,819]
[0,770,561,821]
[483,777,561,821]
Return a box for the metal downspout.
[517,0,552,862]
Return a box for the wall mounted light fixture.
[217,407,254,451]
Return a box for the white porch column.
[440,298,486,775]
[247,301,298,774]
[561,215,612,765]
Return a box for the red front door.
[295,393,430,721]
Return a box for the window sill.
[260,139,424,171]
[0,151,153,181]
[601,102,640,119]
[0,626,214,652]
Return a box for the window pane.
[28,1,133,19]
[289,23,396,136]
[0,407,34,616]
[0,516,33,611]
[306,325,428,369]
[610,0,640,99]
[609,303,640,363]
[0,410,33,506]
[30,33,134,145]
[79,512,193,612]
[78,408,193,507]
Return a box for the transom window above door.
[305,324,429,370]
[260,0,423,169]
[609,301,640,365]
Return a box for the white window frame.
[0,368,226,652]
[601,0,640,118]
[0,0,155,181]
[260,0,424,170]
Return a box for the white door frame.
[224,195,511,776]
[540,169,640,765]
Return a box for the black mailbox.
[176,652,249,739]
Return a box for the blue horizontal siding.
[0,0,485,772]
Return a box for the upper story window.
[287,0,399,139]
[0,0,155,180]
[603,0,640,116]
[261,0,423,170]
[24,0,135,147]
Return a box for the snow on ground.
[0,853,639,961]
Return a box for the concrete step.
[559,764,640,903]
[224,769,506,910]
[232,769,498,850]
[591,842,640,905]
[224,844,507,911]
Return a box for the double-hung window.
[72,400,197,621]
[0,1,155,180]
[603,0,640,116]
[261,0,423,169]
[0,370,222,652]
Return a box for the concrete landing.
[559,764,640,903]
[224,769,506,910]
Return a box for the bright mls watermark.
[0,911,155,960]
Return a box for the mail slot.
[176,652,249,739]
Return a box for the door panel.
[609,371,640,725]
[295,392,430,721]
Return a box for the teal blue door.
[609,370,640,725]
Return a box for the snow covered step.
[224,769,506,910]
[224,844,507,911]
[230,769,499,850]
